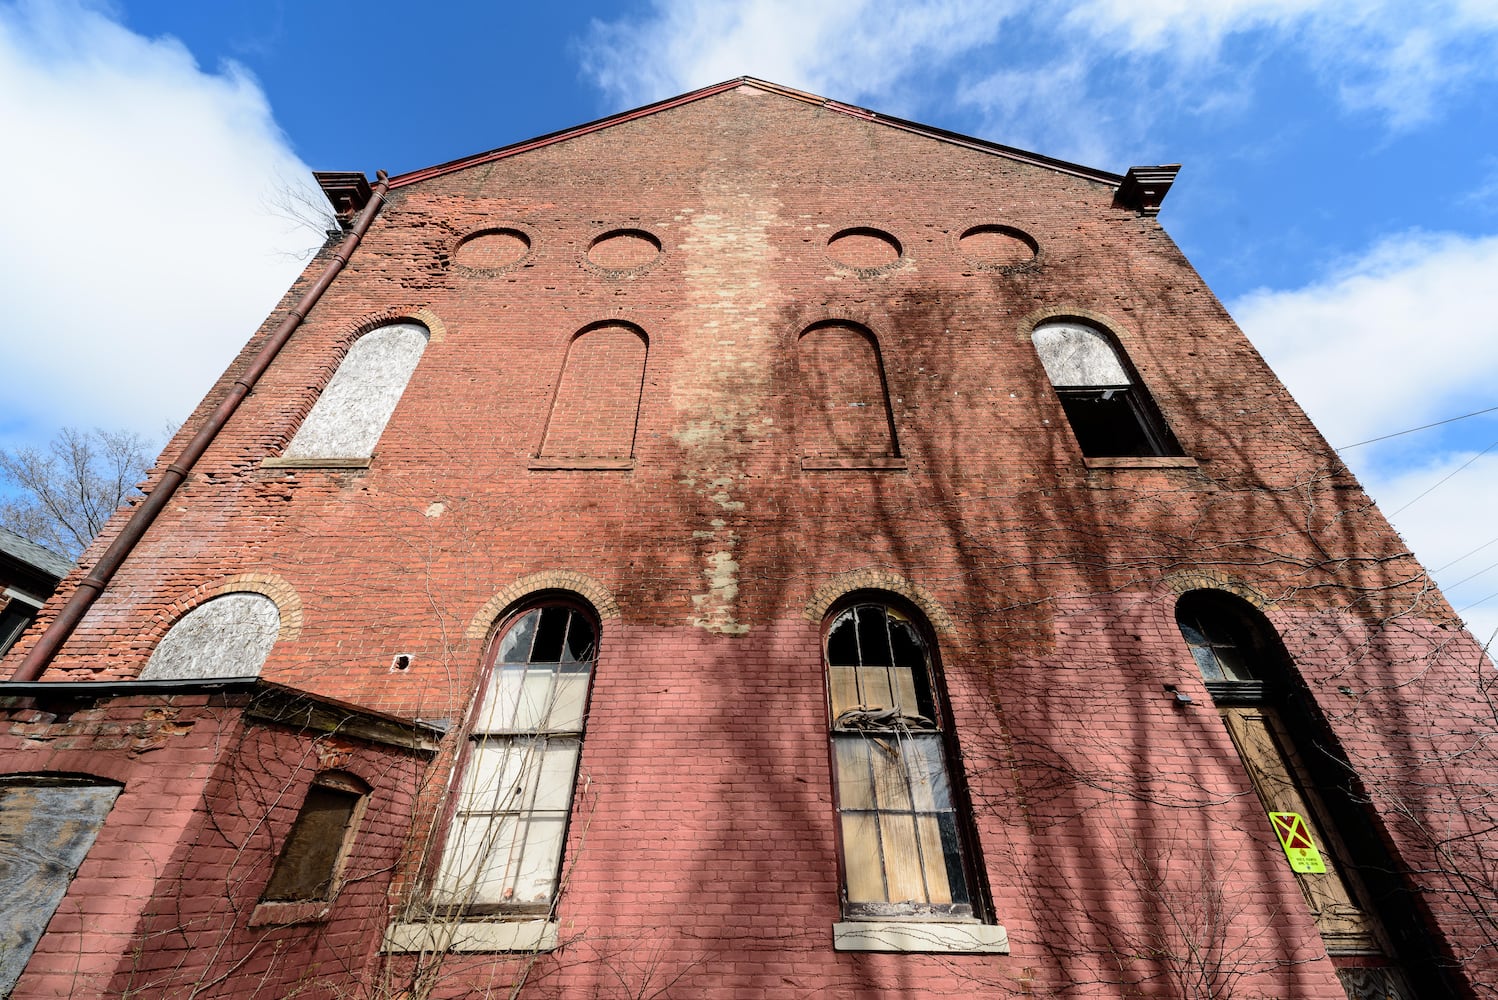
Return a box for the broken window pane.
[1032,321,1183,458]
[439,605,596,913]
[825,604,979,921]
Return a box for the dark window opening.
[1032,320,1183,459]
[1056,386,1180,458]
[0,599,39,656]
[261,776,365,903]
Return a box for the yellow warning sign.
[1269,811,1326,873]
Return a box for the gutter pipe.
[10,170,391,682]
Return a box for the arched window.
[797,322,899,462]
[538,323,647,462]
[1176,591,1412,992]
[824,601,983,922]
[283,322,429,461]
[434,602,597,912]
[139,592,280,680]
[1032,320,1181,458]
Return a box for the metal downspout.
[9,170,391,682]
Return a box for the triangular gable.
[386,76,1125,191]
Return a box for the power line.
[1337,403,1498,450]
[1444,556,1498,592]
[1389,438,1498,517]
[1433,532,1498,573]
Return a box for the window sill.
[528,458,633,471]
[802,456,908,471]
[261,456,372,469]
[832,920,1009,953]
[1082,455,1198,470]
[382,919,558,953]
[249,900,332,927]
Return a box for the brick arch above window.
[1160,570,1272,608]
[804,569,956,638]
[536,322,648,466]
[466,570,621,641]
[139,573,303,648]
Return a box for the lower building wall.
[1,689,431,1000]
[3,592,1491,998]
[379,610,1479,998]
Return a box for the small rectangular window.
[0,598,39,656]
[261,776,365,903]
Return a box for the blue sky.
[2,0,1497,645]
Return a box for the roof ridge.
[381,77,1123,190]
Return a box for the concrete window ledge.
[832,921,1010,954]
[249,900,332,927]
[528,458,634,471]
[261,456,373,469]
[1082,455,1199,470]
[383,919,558,954]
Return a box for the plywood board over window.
[0,778,121,996]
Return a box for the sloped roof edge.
[386,77,1125,190]
[0,526,73,581]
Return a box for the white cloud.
[583,1,1498,170]
[581,0,1013,108]
[1232,234,1498,657]
[1230,232,1498,449]
[0,0,325,448]
[1065,0,1498,128]
[1359,450,1498,654]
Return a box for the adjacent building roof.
[0,527,73,582]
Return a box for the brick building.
[3,78,1495,998]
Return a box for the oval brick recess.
[455,229,531,269]
[827,228,901,269]
[959,225,1037,267]
[588,229,661,269]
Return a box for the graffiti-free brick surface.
[4,80,1493,998]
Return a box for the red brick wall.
[1,691,428,1000]
[6,83,1492,996]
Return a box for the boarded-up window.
[798,323,898,459]
[539,324,647,460]
[825,603,979,920]
[284,322,429,460]
[0,778,121,997]
[434,604,597,912]
[1032,320,1180,458]
[1176,591,1399,973]
[139,592,280,681]
[261,773,366,903]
